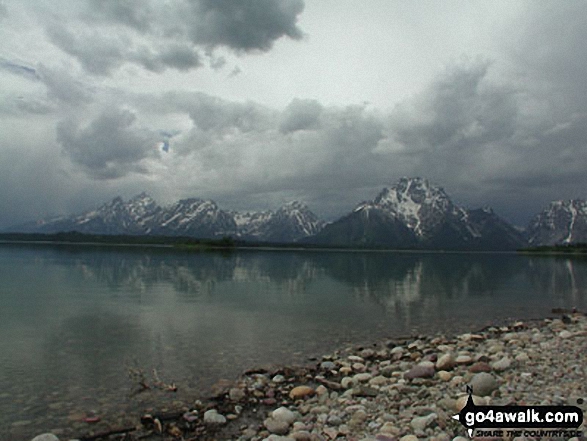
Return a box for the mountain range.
[12,193,324,243]
[7,177,587,249]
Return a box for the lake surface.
[1,244,587,439]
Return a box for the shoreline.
[29,311,587,441]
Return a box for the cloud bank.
[2,1,587,229]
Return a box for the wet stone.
[405,363,435,380]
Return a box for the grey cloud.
[173,92,276,133]
[47,25,125,75]
[0,58,92,109]
[157,44,202,71]
[57,108,159,179]
[189,0,304,51]
[390,60,517,155]
[512,2,587,113]
[131,44,202,73]
[37,64,93,105]
[0,95,54,116]
[44,0,305,75]
[375,56,587,226]
[0,1,7,18]
[85,0,153,32]
[209,55,227,71]
[279,98,322,133]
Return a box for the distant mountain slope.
[11,178,587,249]
[9,194,324,242]
[527,200,587,246]
[305,177,526,250]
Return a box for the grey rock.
[31,435,60,441]
[410,412,437,431]
[492,356,512,371]
[405,363,435,380]
[203,409,227,425]
[320,361,336,370]
[470,372,498,397]
[272,407,296,425]
[436,353,455,370]
[264,417,291,435]
[229,387,246,401]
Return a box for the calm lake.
[1,243,586,439]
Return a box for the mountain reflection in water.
[1,245,586,439]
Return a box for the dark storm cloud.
[378,55,587,225]
[279,98,323,133]
[57,108,159,179]
[388,60,518,169]
[44,0,305,75]
[188,0,304,51]
[511,2,587,113]
[46,25,125,75]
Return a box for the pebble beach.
[30,312,587,441]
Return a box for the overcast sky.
[1,0,587,228]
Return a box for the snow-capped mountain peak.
[308,177,526,250]
[359,177,460,238]
[527,199,587,245]
[17,194,324,242]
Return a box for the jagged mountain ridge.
[527,199,587,246]
[11,177,587,248]
[17,194,324,242]
[305,177,526,250]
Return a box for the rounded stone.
[289,386,315,400]
[320,361,336,370]
[436,353,455,371]
[411,413,437,431]
[455,355,473,365]
[354,373,373,382]
[379,422,399,434]
[369,375,388,386]
[203,409,227,425]
[437,370,452,382]
[559,330,572,339]
[264,417,291,435]
[491,356,511,371]
[360,348,376,359]
[515,352,530,362]
[470,372,498,397]
[264,435,296,441]
[229,387,246,401]
[341,377,355,389]
[469,361,491,373]
[405,363,435,380]
[31,435,60,441]
[400,435,419,441]
[272,407,296,425]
